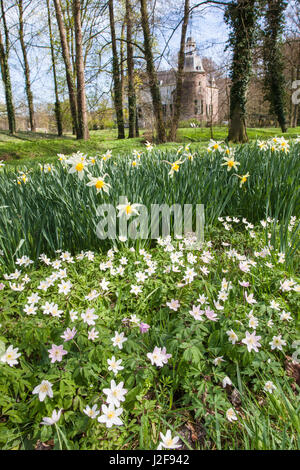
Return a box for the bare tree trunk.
[73,0,89,140]
[17,0,36,132]
[135,102,139,137]
[46,0,63,136]
[226,0,257,143]
[120,20,125,111]
[53,0,79,136]
[169,0,190,142]
[108,0,125,139]
[0,0,16,134]
[292,62,299,127]
[140,0,166,143]
[228,101,248,142]
[126,0,136,138]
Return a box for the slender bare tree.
[108,0,125,139]
[73,0,89,139]
[140,0,166,143]
[53,0,79,136]
[46,0,63,136]
[17,0,36,132]
[0,0,16,134]
[169,0,190,141]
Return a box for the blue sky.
[1,2,230,109]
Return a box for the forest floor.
[1,126,299,167]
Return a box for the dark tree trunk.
[169,0,190,142]
[225,0,257,143]
[120,20,125,111]
[17,0,34,132]
[108,0,125,139]
[47,0,63,136]
[140,0,166,143]
[53,0,79,136]
[73,0,89,140]
[263,0,288,133]
[135,102,139,137]
[126,0,136,138]
[0,1,16,134]
[18,0,36,132]
[228,101,248,142]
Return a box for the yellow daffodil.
[236,172,250,187]
[221,155,240,171]
[86,174,111,194]
[163,158,185,177]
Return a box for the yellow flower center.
[95,180,104,189]
[172,163,179,172]
[75,163,84,172]
[108,412,115,419]
[126,205,132,215]
[213,144,219,150]
[227,160,234,167]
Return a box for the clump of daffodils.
[257,136,290,154]
[16,169,31,185]
[101,150,112,162]
[39,163,55,173]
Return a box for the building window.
[200,100,203,114]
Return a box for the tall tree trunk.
[17,0,36,132]
[108,0,125,139]
[0,0,16,134]
[263,0,288,133]
[135,101,139,137]
[169,0,190,142]
[53,0,79,136]
[73,0,89,140]
[225,0,257,143]
[126,0,136,138]
[140,0,166,143]
[120,20,125,111]
[46,0,63,136]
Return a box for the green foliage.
[0,225,299,450]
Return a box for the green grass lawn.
[1,126,299,167]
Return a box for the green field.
[1,126,300,166]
